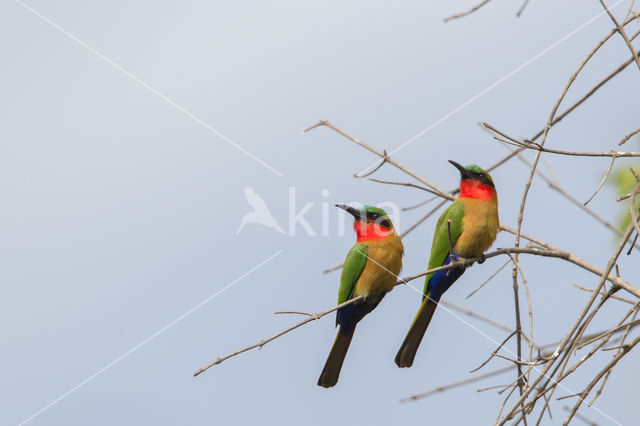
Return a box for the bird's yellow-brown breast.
[454,198,499,258]
[353,233,404,298]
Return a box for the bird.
[318,204,404,388]
[236,186,284,235]
[395,160,499,368]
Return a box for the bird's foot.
[477,254,486,264]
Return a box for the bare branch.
[195,242,640,378]
[304,121,453,199]
[470,331,518,373]
[564,335,640,424]
[439,299,513,334]
[598,0,640,72]
[444,0,492,23]
[517,0,532,17]
[498,220,638,424]
[274,311,313,316]
[561,406,598,426]
[589,305,640,405]
[583,152,617,205]
[575,318,640,350]
[193,296,363,377]
[572,284,635,304]
[508,146,640,251]
[400,366,513,402]
[466,259,511,299]
[368,178,442,197]
[401,196,438,211]
[484,123,640,157]
[618,127,640,146]
[628,177,640,240]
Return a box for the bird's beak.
[449,160,475,179]
[335,204,365,220]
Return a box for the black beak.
[336,204,365,220]
[449,160,475,179]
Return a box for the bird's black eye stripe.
[481,175,494,188]
[461,172,494,188]
[474,172,494,188]
[364,212,391,228]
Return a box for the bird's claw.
[477,254,486,264]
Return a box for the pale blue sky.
[1,1,639,425]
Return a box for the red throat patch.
[459,179,496,201]
[354,220,392,242]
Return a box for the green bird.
[395,161,499,368]
[318,204,404,388]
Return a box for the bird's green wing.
[338,244,368,305]
[424,201,465,292]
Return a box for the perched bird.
[395,161,499,368]
[318,204,404,388]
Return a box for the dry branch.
[444,0,493,22]
[400,366,514,402]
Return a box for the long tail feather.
[317,327,355,388]
[395,299,438,368]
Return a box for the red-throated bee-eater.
[318,204,404,387]
[395,161,499,368]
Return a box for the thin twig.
[400,366,513,402]
[516,0,531,17]
[561,406,598,426]
[274,311,313,316]
[470,331,518,373]
[402,196,438,211]
[627,175,640,240]
[304,121,453,199]
[564,335,640,425]
[443,0,492,23]
[628,231,639,255]
[528,289,637,416]
[466,259,511,299]
[446,219,455,276]
[353,150,387,178]
[575,318,640,350]
[572,284,635,304]
[589,304,640,405]
[508,146,640,250]
[618,127,640,146]
[583,152,617,205]
[507,253,535,386]
[439,299,513,334]
[499,220,638,424]
[598,0,640,72]
[193,296,362,377]
[368,178,442,197]
[484,123,640,157]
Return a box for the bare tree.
[195,3,640,424]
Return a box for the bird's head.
[336,204,395,242]
[449,160,497,201]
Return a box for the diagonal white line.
[361,252,622,425]
[18,250,283,426]
[14,0,283,177]
[356,0,626,176]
